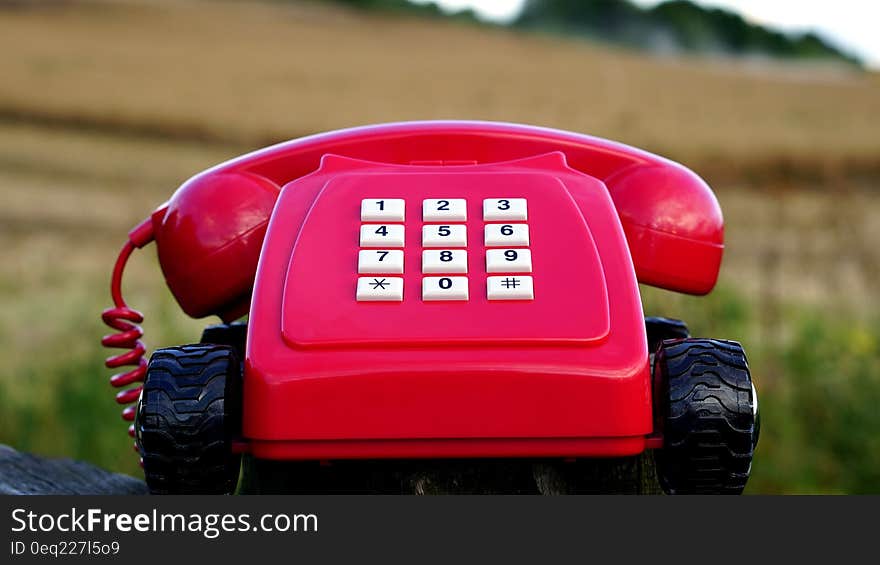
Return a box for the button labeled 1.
[361,199,405,222]
[422,276,468,301]
[423,224,467,247]
[359,249,404,274]
[484,198,527,221]
[360,224,405,247]
[485,223,529,247]
[487,276,534,300]
[357,277,403,301]
[486,249,532,273]
[423,199,466,222]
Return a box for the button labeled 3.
[483,198,527,221]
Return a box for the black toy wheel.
[200,321,247,360]
[645,317,690,354]
[653,338,758,494]
[136,345,243,495]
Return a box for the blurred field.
[1,0,878,492]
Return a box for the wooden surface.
[0,445,148,495]
[0,444,661,494]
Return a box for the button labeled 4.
[360,224,405,247]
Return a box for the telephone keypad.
[359,249,404,274]
[423,198,467,222]
[357,277,404,301]
[422,276,469,301]
[357,197,534,302]
[484,223,529,247]
[483,198,528,221]
[486,248,532,273]
[422,224,467,248]
[361,198,405,222]
[360,224,405,248]
[423,249,468,274]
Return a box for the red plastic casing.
[155,121,723,459]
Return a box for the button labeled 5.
[423,224,467,247]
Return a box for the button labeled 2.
[360,224,405,247]
[423,199,466,222]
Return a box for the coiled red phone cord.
[100,218,155,460]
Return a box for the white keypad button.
[423,250,468,274]
[487,276,534,301]
[423,199,467,222]
[358,249,404,274]
[361,198,405,222]
[423,224,467,247]
[484,223,529,247]
[360,224,405,247]
[486,248,532,273]
[357,277,403,301]
[422,276,469,301]
[483,198,527,221]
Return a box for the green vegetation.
[516,1,862,66]
[323,0,861,66]
[641,287,880,493]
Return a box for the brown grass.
[1,0,879,174]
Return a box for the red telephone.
[102,121,756,494]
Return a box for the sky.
[410,0,880,69]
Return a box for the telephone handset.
[101,120,724,447]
